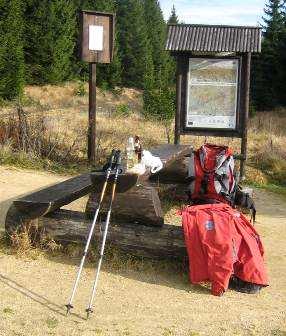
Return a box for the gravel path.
[0,167,285,335]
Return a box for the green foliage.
[46,317,59,329]
[74,81,86,96]
[144,0,166,73]
[142,0,176,133]
[0,0,177,102]
[252,0,286,110]
[168,5,179,24]
[143,85,175,123]
[115,104,132,117]
[24,0,76,84]
[3,307,14,314]
[117,0,151,88]
[0,0,25,100]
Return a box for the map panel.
[186,58,239,129]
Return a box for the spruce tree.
[143,0,176,130]
[276,5,286,105]
[0,0,25,100]
[143,0,166,74]
[252,0,285,109]
[116,0,150,88]
[263,0,285,42]
[168,5,179,24]
[24,0,76,84]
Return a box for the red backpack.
[188,144,236,204]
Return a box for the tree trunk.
[41,210,187,260]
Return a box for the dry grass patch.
[0,82,285,189]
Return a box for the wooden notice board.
[80,10,115,64]
[79,10,115,164]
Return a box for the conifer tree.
[168,5,179,24]
[116,0,150,88]
[263,0,285,42]
[24,0,76,84]
[276,4,286,105]
[143,0,166,74]
[143,0,176,130]
[0,0,25,100]
[252,0,285,109]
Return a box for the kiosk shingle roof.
[166,24,262,53]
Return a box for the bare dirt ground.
[0,167,286,336]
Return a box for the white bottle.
[126,137,135,170]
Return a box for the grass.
[0,82,285,193]
[3,307,14,314]
[0,229,187,281]
[46,317,59,329]
[247,181,286,198]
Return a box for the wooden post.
[174,58,183,145]
[240,52,251,180]
[88,63,97,164]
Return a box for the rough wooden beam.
[86,181,164,227]
[13,173,93,218]
[41,210,187,260]
[151,157,189,184]
[5,204,38,237]
[150,144,191,169]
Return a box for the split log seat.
[5,172,139,235]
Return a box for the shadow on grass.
[0,272,85,321]
[41,245,211,297]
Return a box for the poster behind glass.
[186,58,239,130]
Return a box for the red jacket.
[181,203,268,296]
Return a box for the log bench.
[5,144,191,259]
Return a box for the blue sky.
[160,0,266,26]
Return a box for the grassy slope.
[0,82,285,191]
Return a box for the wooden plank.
[13,174,93,218]
[150,157,189,184]
[150,144,191,168]
[86,180,164,227]
[80,11,115,64]
[41,210,187,260]
[87,145,191,227]
[90,171,139,193]
[13,171,140,219]
[12,144,192,224]
[150,144,191,184]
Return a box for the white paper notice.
[89,25,103,51]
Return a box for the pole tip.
[65,304,73,316]
[86,307,93,319]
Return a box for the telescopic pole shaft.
[86,153,121,318]
[66,152,115,315]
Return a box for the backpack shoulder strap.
[234,187,257,223]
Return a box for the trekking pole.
[86,150,122,319]
[65,150,116,316]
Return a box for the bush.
[74,81,86,96]
[143,87,175,143]
[115,104,132,117]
